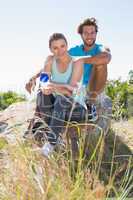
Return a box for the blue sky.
[0,0,133,94]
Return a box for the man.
[68,17,112,127]
[69,17,111,98]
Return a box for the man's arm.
[70,59,83,86]
[83,48,111,66]
[87,48,111,98]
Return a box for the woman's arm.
[70,59,83,86]
[50,60,83,96]
[43,55,53,73]
[25,70,42,94]
[25,56,53,94]
[48,82,73,96]
[40,56,55,95]
[41,58,83,96]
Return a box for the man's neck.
[83,43,95,52]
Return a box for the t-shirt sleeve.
[97,44,110,53]
[68,47,76,56]
[68,46,80,56]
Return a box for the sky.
[0,0,133,94]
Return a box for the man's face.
[81,25,97,48]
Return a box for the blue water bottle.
[39,72,50,88]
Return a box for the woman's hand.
[53,84,75,96]
[41,83,54,95]
[25,77,36,94]
[64,84,77,92]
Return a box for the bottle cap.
[40,73,49,83]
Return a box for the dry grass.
[0,136,107,200]
[0,122,133,199]
[0,102,133,199]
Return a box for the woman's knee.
[54,95,72,109]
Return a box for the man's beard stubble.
[83,39,96,49]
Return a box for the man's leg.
[89,64,107,98]
[86,64,108,122]
[89,64,112,134]
[96,93,112,134]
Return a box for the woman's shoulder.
[72,58,83,67]
[44,55,54,65]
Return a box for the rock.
[0,122,8,133]
[0,101,35,143]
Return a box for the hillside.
[0,101,133,199]
[0,101,133,151]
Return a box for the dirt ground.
[112,119,133,152]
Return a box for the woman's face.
[50,39,68,58]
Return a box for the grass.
[0,121,133,200]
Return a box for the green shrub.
[127,93,133,117]
[128,69,133,84]
[0,90,26,110]
[106,79,129,120]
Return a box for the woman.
[25,33,86,157]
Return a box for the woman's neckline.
[55,55,72,73]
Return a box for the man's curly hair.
[78,18,98,34]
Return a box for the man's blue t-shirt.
[68,44,104,85]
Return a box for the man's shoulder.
[95,43,110,53]
[95,43,104,50]
[68,44,83,55]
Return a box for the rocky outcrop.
[0,101,133,153]
[0,101,35,143]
